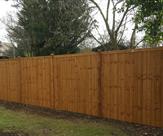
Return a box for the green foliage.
[8,0,93,56]
[127,0,163,46]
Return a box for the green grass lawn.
[0,106,128,136]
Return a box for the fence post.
[98,51,104,117]
[161,53,163,127]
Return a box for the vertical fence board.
[161,50,163,127]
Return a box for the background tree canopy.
[127,0,163,46]
[4,0,163,56]
[89,0,162,52]
[7,0,94,56]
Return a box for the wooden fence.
[0,47,163,127]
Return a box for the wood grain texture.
[0,47,162,127]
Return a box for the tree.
[89,0,163,50]
[127,0,163,46]
[89,0,138,50]
[7,0,94,56]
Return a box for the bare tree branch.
[90,33,103,45]
[111,0,116,32]
[115,0,123,7]
[89,0,106,23]
[106,0,111,22]
[89,0,112,38]
[117,17,128,44]
[115,6,129,34]
[94,26,105,44]
[135,39,144,47]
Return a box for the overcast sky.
[0,0,16,42]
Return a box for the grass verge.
[0,106,127,136]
